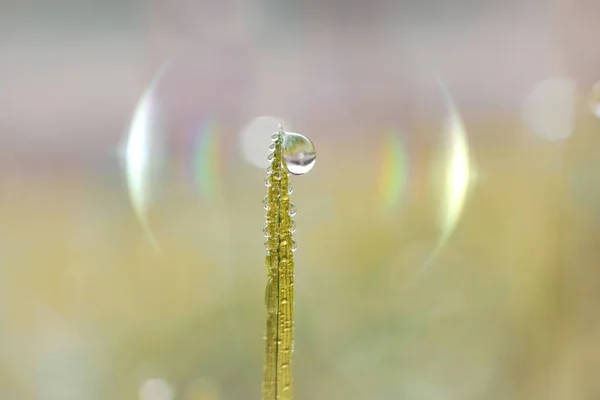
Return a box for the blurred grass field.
[1,116,600,399]
[3,1,600,398]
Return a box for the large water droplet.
[281,131,316,175]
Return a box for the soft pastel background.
[2,0,600,399]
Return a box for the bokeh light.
[522,78,577,141]
[239,115,288,170]
[433,82,471,265]
[123,49,253,256]
[368,79,472,271]
[139,378,174,400]
[126,63,170,251]
[377,131,410,210]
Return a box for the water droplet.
[263,225,269,237]
[291,241,298,252]
[269,143,276,151]
[262,195,269,210]
[267,153,274,163]
[281,131,316,175]
[271,132,280,141]
[289,203,297,217]
[290,220,296,233]
[266,165,272,174]
[264,176,271,187]
[288,186,294,195]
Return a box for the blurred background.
[1,0,600,399]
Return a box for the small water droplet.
[271,133,280,141]
[281,131,316,175]
[262,195,269,210]
[289,203,297,217]
[292,241,298,252]
[264,176,271,187]
[269,143,276,151]
[290,220,296,233]
[263,225,269,237]
[266,165,272,174]
[267,153,274,162]
[288,186,294,195]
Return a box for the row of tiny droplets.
[261,129,283,399]
[263,131,298,249]
[275,129,294,398]
[262,128,297,398]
